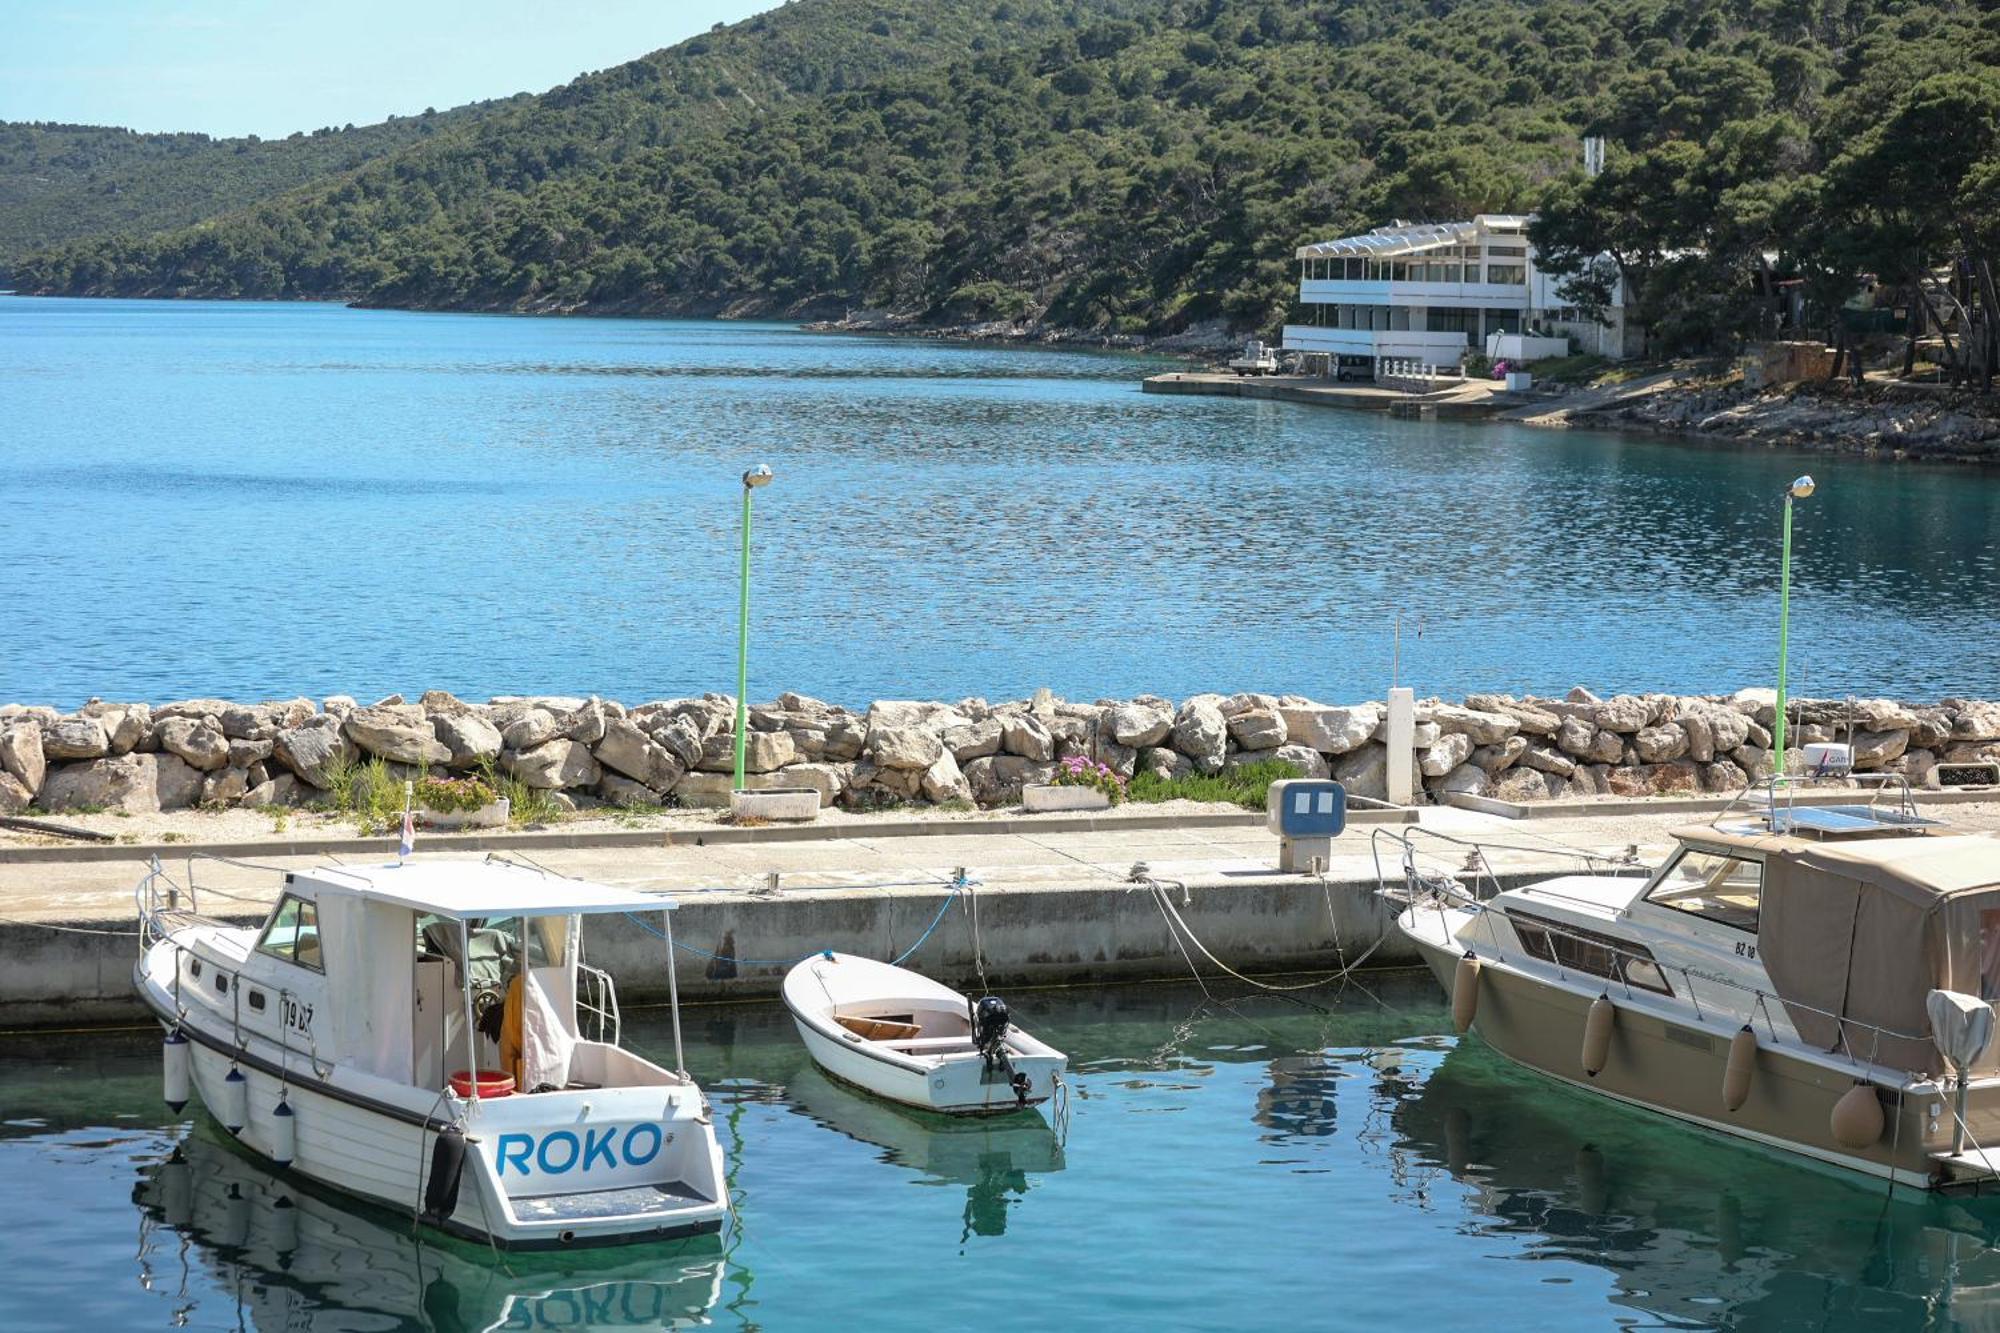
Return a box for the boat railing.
[1371,827,1935,1078]
[577,962,622,1047]
[137,852,290,952]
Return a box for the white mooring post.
[1386,687,1415,806]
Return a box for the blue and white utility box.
[1266,779,1347,873]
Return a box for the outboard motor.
[972,996,1030,1106]
[972,995,1011,1062]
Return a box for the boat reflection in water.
[134,1123,725,1333]
[1391,1037,2000,1330]
[783,1063,1064,1239]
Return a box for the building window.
[1485,245,1527,258]
[1485,265,1527,286]
[1426,307,1474,334]
[1486,308,1522,335]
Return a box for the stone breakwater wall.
[1,687,1995,818]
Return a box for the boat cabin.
[166,859,681,1098]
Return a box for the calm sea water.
[4,295,1998,709]
[6,975,2000,1331]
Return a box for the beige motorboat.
[1383,789,2000,1189]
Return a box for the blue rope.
[621,875,969,970]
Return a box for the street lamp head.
[1787,475,1815,500]
[743,465,774,489]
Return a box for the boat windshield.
[1645,847,1763,932]
[416,913,565,987]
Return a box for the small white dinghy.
[783,952,1066,1115]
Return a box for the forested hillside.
[14,0,2000,356]
[0,107,517,277]
[3,0,1133,287]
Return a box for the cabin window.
[1645,848,1763,932]
[1507,909,1673,995]
[248,990,266,1012]
[256,895,324,971]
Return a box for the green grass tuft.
[1127,759,1300,810]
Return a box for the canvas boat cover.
[1757,835,2000,1074]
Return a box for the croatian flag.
[399,806,415,860]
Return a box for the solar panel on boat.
[1766,805,1942,836]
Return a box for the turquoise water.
[6,974,2000,1330]
[4,295,1999,709]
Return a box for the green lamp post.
[1771,474,1815,778]
[733,464,775,791]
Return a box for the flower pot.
[1022,784,1112,813]
[417,797,510,830]
[729,788,822,822]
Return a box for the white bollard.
[1387,687,1415,806]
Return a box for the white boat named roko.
[135,856,728,1248]
[783,952,1067,1115]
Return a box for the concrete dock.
[1141,370,1506,419]
[15,799,1995,1028]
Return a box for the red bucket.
[449,1068,515,1098]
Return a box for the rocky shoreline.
[1,687,1991,820]
[1571,379,2000,462]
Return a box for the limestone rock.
[501,709,559,751]
[648,714,706,771]
[1226,708,1287,751]
[869,725,940,772]
[502,739,600,790]
[1270,744,1331,780]
[1437,763,1490,799]
[42,716,110,761]
[1419,732,1473,778]
[1700,759,1748,792]
[1109,702,1174,749]
[866,700,968,733]
[1952,702,2000,742]
[783,762,854,806]
[1430,704,1519,746]
[243,773,305,808]
[1410,721,1441,749]
[40,753,202,813]
[156,716,231,771]
[561,699,608,745]
[943,718,1003,763]
[1000,714,1056,763]
[598,773,667,808]
[1633,724,1689,764]
[1279,703,1382,755]
[97,706,151,755]
[1608,762,1700,796]
[228,738,274,768]
[1897,749,1939,788]
[1911,709,1953,750]
[921,749,973,803]
[1851,698,1920,732]
[1331,744,1389,802]
[0,772,30,814]
[964,755,1058,805]
[434,712,503,768]
[0,723,45,795]
[1465,695,1561,736]
[1592,695,1652,733]
[1556,715,1624,764]
[595,718,687,791]
[1470,735,1529,775]
[153,698,234,722]
[1849,728,1909,769]
[344,706,452,767]
[201,766,252,806]
[1493,767,1550,802]
[1942,741,2000,765]
[219,705,275,741]
[823,717,868,762]
[1172,699,1229,774]
[1140,746,1193,782]
[1518,745,1576,777]
[275,722,357,790]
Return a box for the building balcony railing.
[1279,325,1470,361]
[1298,278,1530,307]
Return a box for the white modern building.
[1281,214,1638,377]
